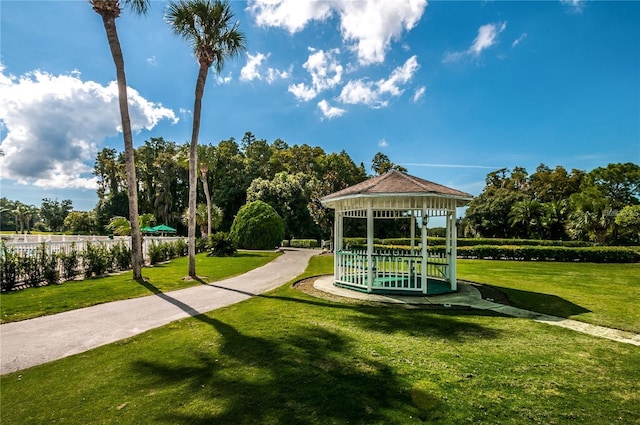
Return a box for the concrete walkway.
[0,249,317,375]
[314,276,640,347]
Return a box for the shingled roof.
[321,169,473,202]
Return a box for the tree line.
[460,163,640,245]
[92,132,368,241]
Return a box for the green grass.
[0,251,280,323]
[1,255,639,424]
[458,260,640,333]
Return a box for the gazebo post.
[366,201,374,293]
[421,201,428,294]
[450,209,458,291]
[334,211,343,280]
[410,211,416,256]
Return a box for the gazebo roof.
[321,169,473,210]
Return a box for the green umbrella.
[140,226,158,233]
[151,224,176,233]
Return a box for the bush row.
[147,239,188,265]
[344,243,639,263]
[1,241,133,291]
[344,237,592,248]
[457,245,640,263]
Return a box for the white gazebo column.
[366,202,374,293]
[450,208,458,291]
[410,210,416,255]
[334,211,343,280]
[421,203,428,295]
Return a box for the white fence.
[336,248,449,293]
[1,235,186,259]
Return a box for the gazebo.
[320,170,473,295]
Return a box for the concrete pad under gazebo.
[320,169,473,296]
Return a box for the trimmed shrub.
[59,244,79,281]
[148,241,164,265]
[1,243,20,291]
[111,241,131,271]
[39,243,59,285]
[83,242,112,278]
[281,240,290,247]
[290,239,319,248]
[230,201,284,250]
[207,232,237,257]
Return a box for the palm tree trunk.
[200,169,212,238]
[101,15,143,281]
[188,62,209,278]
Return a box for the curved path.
[1,249,317,375]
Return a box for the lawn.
[1,256,639,424]
[0,251,280,323]
[457,260,640,333]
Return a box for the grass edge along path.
[0,255,638,424]
[0,251,281,323]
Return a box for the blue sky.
[1,0,639,212]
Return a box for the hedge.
[381,237,592,248]
[289,239,319,248]
[344,243,639,263]
[457,245,640,263]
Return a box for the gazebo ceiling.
[321,169,473,211]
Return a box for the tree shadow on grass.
[132,315,420,424]
[139,276,505,343]
[349,305,503,342]
[488,285,591,319]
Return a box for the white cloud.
[378,138,389,148]
[247,0,334,33]
[289,48,343,101]
[412,86,426,103]
[215,73,233,85]
[338,56,419,108]
[443,21,507,63]
[339,79,387,108]
[317,99,345,119]
[240,52,267,81]
[512,33,527,48]
[304,48,343,92]
[146,56,157,66]
[0,67,177,189]
[240,51,289,84]
[470,22,507,55]
[248,0,427,65]
[288,82,316,101]
[561,0,585,13]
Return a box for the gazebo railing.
[336,249,449,292]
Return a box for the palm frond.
[164,0,246,70]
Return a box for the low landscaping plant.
[289,238,319,248]
[207,232,237,257]
[83,241,112,278]
[59,244,80,282]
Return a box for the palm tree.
[90,0,148,281]
[165,0,246,278]
[509,199,543,238]
[197,144,217,237]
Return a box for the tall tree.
[166,0,246,278]
[371,152,407,175]
[198,144,217,238]
[90,0,148,281]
